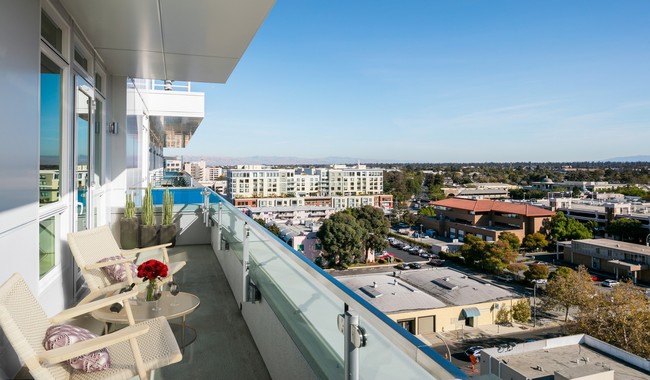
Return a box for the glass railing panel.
[193,187,466,379]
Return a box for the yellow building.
[338,267,525,335]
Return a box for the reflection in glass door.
[75,79,92,231]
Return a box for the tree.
[524,263,549,282]
[400,210,418,226]
[548,265,573,280]
[317,212,364,266]
[459,235,487,268]
[351,205,390,262]
[522,232,548,251]
[542,266,595,322]
[498,232,521,251]
[512,299,531,323]
[460,235,516,273]
[495,308,511,325]
[418,207,437,217]
[569,281,650,358]
[606,218,646,243]
[253,218,281,237]
[545,211,592,242]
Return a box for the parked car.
[396,263,410,270]
[401,245,412,251]
[420,252,431,259]
[428,258,445,266]
[464,346,484,359]
[410,262,422,269]
[409,247,420,254]
[495,275,514,282]
[602,279,619,287]
[531,279,548,285]
[590,275,601,282]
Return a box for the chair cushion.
[43,324,111,372]
[99,256,138,283]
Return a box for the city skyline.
[166,1,650,163]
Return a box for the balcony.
[150,187,466,379]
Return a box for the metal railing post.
[242,222,250,304]
[216,203,222,250]
[340,303,366,380]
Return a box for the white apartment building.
[228,164,384,199]
[181,160,224,181]
[165,158,183,172]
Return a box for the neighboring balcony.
[149,187,466,379]
[128,79,205,148]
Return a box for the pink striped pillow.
[99,256,138,283]
[43,324,110,372]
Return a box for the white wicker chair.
[0,273,182,379]
[68,225,185,304]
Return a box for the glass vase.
[145,281,161,302]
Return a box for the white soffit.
[60,0,275,83]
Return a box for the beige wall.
[387,299,523,334]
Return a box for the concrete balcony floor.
[156,244,270,379]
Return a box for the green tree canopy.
[512,299,531,323]
[524,263,550,281]
[522,232,549,251]
[498,232,521,251]
[317,212,365,266]
[350,205,390,262]
[418,207,437,217]
[606,218,646,243]
[545,211,592,242]
[460,235,517,273]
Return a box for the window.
[41,10,62,52]
[74,48,88,71]
[39,54,63,205]
[39,215,57,277]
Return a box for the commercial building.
[530,177,625,193]
[424,198,555,242]
[546,197,650,234]
[338,267,524,335]
[480,334,650,379]
[563,238,650,283]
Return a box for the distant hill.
[601,155,650,162]
[177,155,402,166]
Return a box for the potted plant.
[140,183,159,247]
[120,192,139,249]
[160,188,177,247]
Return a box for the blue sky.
[167,1,650,163]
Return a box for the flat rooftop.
[338,267,518,313]
[575,239,650,255]
[481,334,650,380]
[337,273,446,313]
[400,268,516,306]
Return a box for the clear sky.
[167,0,650,163]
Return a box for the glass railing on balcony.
[202,187,466,380]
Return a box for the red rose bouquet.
[137,259,168,301]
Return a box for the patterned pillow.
[43,324,111,372]
[99,256,138,283]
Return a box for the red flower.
[137,259,168,281]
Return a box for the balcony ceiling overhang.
[60,0,275,83]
